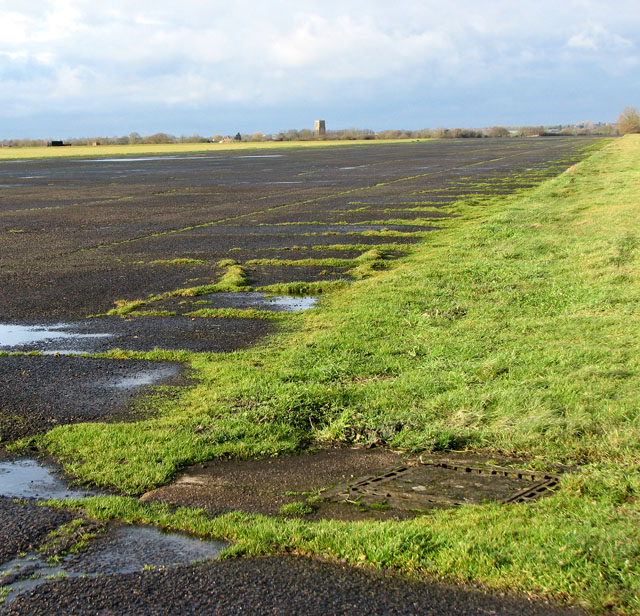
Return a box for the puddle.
[0,323,110,351]
[110,365,181,390]
[196,292,318,312]
[0,459,97,500]
[0,526,227,606]
[0,553,68,606]
[82,156,224,163]
[63,525,227,575]
[0,318,266,354]
[261,295,318,310]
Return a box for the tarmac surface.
[0,139,600,614]
[2,555,588,616]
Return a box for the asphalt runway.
[0,138,599,614]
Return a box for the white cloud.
[567,23,634,52]
[1,0,640,133]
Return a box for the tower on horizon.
[314,120,326,136]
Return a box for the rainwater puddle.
[0,323,111,351]
[0,526,227,606]
[237,154,283,158]
[198,292,318,311]
[68,525,227,575]
[0,459,96,500]
[111,365,181,390]
[83,156,223,163]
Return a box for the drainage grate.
[321,460,560,511]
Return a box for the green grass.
[246,249,390,274]
[29,136,640,613]
[186,308,282,320]
[148,258,207,265]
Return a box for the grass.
[186,308,282,320]
[246,249,390,276]
[0,139,430,160]
[25,136,640,613]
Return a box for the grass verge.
[31,136,640,613]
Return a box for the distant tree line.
[0,120,625,149]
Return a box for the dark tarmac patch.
[0,260,219,320]
[1,555,589,616]
[0,498,76,566]
[0,356,183,442]
[246,264,349,288]
[140,447,408,518]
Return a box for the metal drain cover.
[321,459,559,511]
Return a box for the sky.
[1,0,640,139]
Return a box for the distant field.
[0,138,425,160]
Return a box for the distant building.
[314,120,326,136]
[49,140,65,147]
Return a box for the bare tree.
[617,106,640,134]
[487,126,510,138]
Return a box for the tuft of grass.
[97,298,148,317]
[279,502,315,516]
[148,258,206,265]
[246,257,356,267]
[186,308,282,320]
[216,258,239,268]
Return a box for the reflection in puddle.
[0,526,227,606]
[0,459,96,500]
[262,295,318,310]
[0,553,67,606]
[0,323,111,350]
[67,526,227,575]
[111,365,181,390]
[237,154,283,158]
[83,156,224,163]
[198,292,318,311]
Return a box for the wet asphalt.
[2,555,589,616]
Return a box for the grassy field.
[0,138,426,160]
[32,136,639,613]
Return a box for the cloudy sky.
[1,0,639,139]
